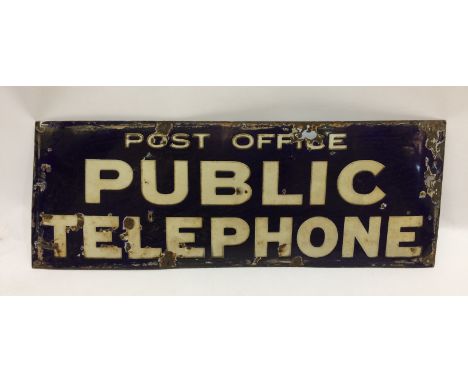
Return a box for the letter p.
[85,159,133,203]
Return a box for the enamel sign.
[32,121,445,269]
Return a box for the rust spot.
[306,135,324,149]
[34,240,43,261]
[277,243,288,256]
[34,235,58,261]
[421,123,445,201]
[53,242,62,257]
[40,213,53,223]
[38,237,55,251]
[155,122,174,136]
[159,250,177,269]
[239,122,294,131]
[124,242,132,253]
[70,213,84,232]
[35,122,46,133]
[291,124,325,150]
[418,121,445,266]
[34,162,53,193]
[123,217,135,230]
[41,163,52,173]
[252,257,262,266]
[33,180,47,192]
[290,256,304,267]
[98,227,114,232]
[178,242,192,250]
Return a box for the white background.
[0,86,467,295]
[1,1,468,381]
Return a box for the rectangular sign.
[32,121,445,269]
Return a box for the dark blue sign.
[32,121,445,269]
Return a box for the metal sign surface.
[32,121,445,269]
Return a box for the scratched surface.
[32,121,446,269]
